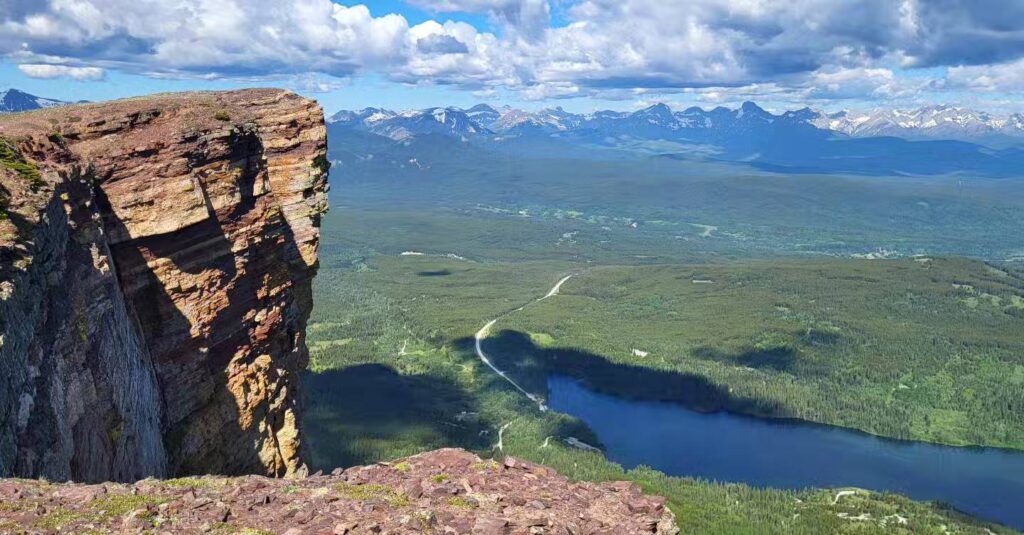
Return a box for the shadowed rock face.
[0,89,329,480]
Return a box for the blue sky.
[2,1,1023,114]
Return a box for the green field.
[498,257,1024,448]
[303,132,1024,532]
[313,246,1024,449]
[303,195,1022,532]
[328,129,1024,261]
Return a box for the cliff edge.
[0,448,678,534]
[0,89,328,481]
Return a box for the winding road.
[473,274,574,411]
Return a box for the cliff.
[0,90,681,533]
[0,89,328,481]
[0,448,678,534]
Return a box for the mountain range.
[6,87,1023,148]
[328,101,1024,177]
[330,101,1024,145]
[5,88,1021,177]
[814,106,1024,146]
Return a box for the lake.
[547,374,1024,530]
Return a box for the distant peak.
[783,107,819,121]
[638,103,672,115]
[740,101,765,113]
[467,103,498,113]
[0,88,66,113]
[1,88,32,100]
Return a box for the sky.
[2,0,1024,115]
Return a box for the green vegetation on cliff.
[0,137,43,189]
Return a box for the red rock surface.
[0,449,678,534]
[0,89,328,480]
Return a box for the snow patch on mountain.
[0,89,67,113]
[812,105,1024,141]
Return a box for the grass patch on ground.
[34,507,82,530]
[160,477,219,489]
[88,494,168,521]
[335,483,411,507]
[0,137,44,189]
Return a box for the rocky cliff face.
[0,89,328,481]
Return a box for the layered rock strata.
[0,89,328,481]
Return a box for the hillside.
[302,119,1024,530]
[304,203,1024,531]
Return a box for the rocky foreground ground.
[0,449,677,534]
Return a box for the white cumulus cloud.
[1,0,1023,102]
[405,0,551,38]
[17,63,105,80]
[947,59,1024,93]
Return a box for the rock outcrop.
[0,89,328,481]
[0,448,678,534]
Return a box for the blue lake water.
[547,374,1024,530]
